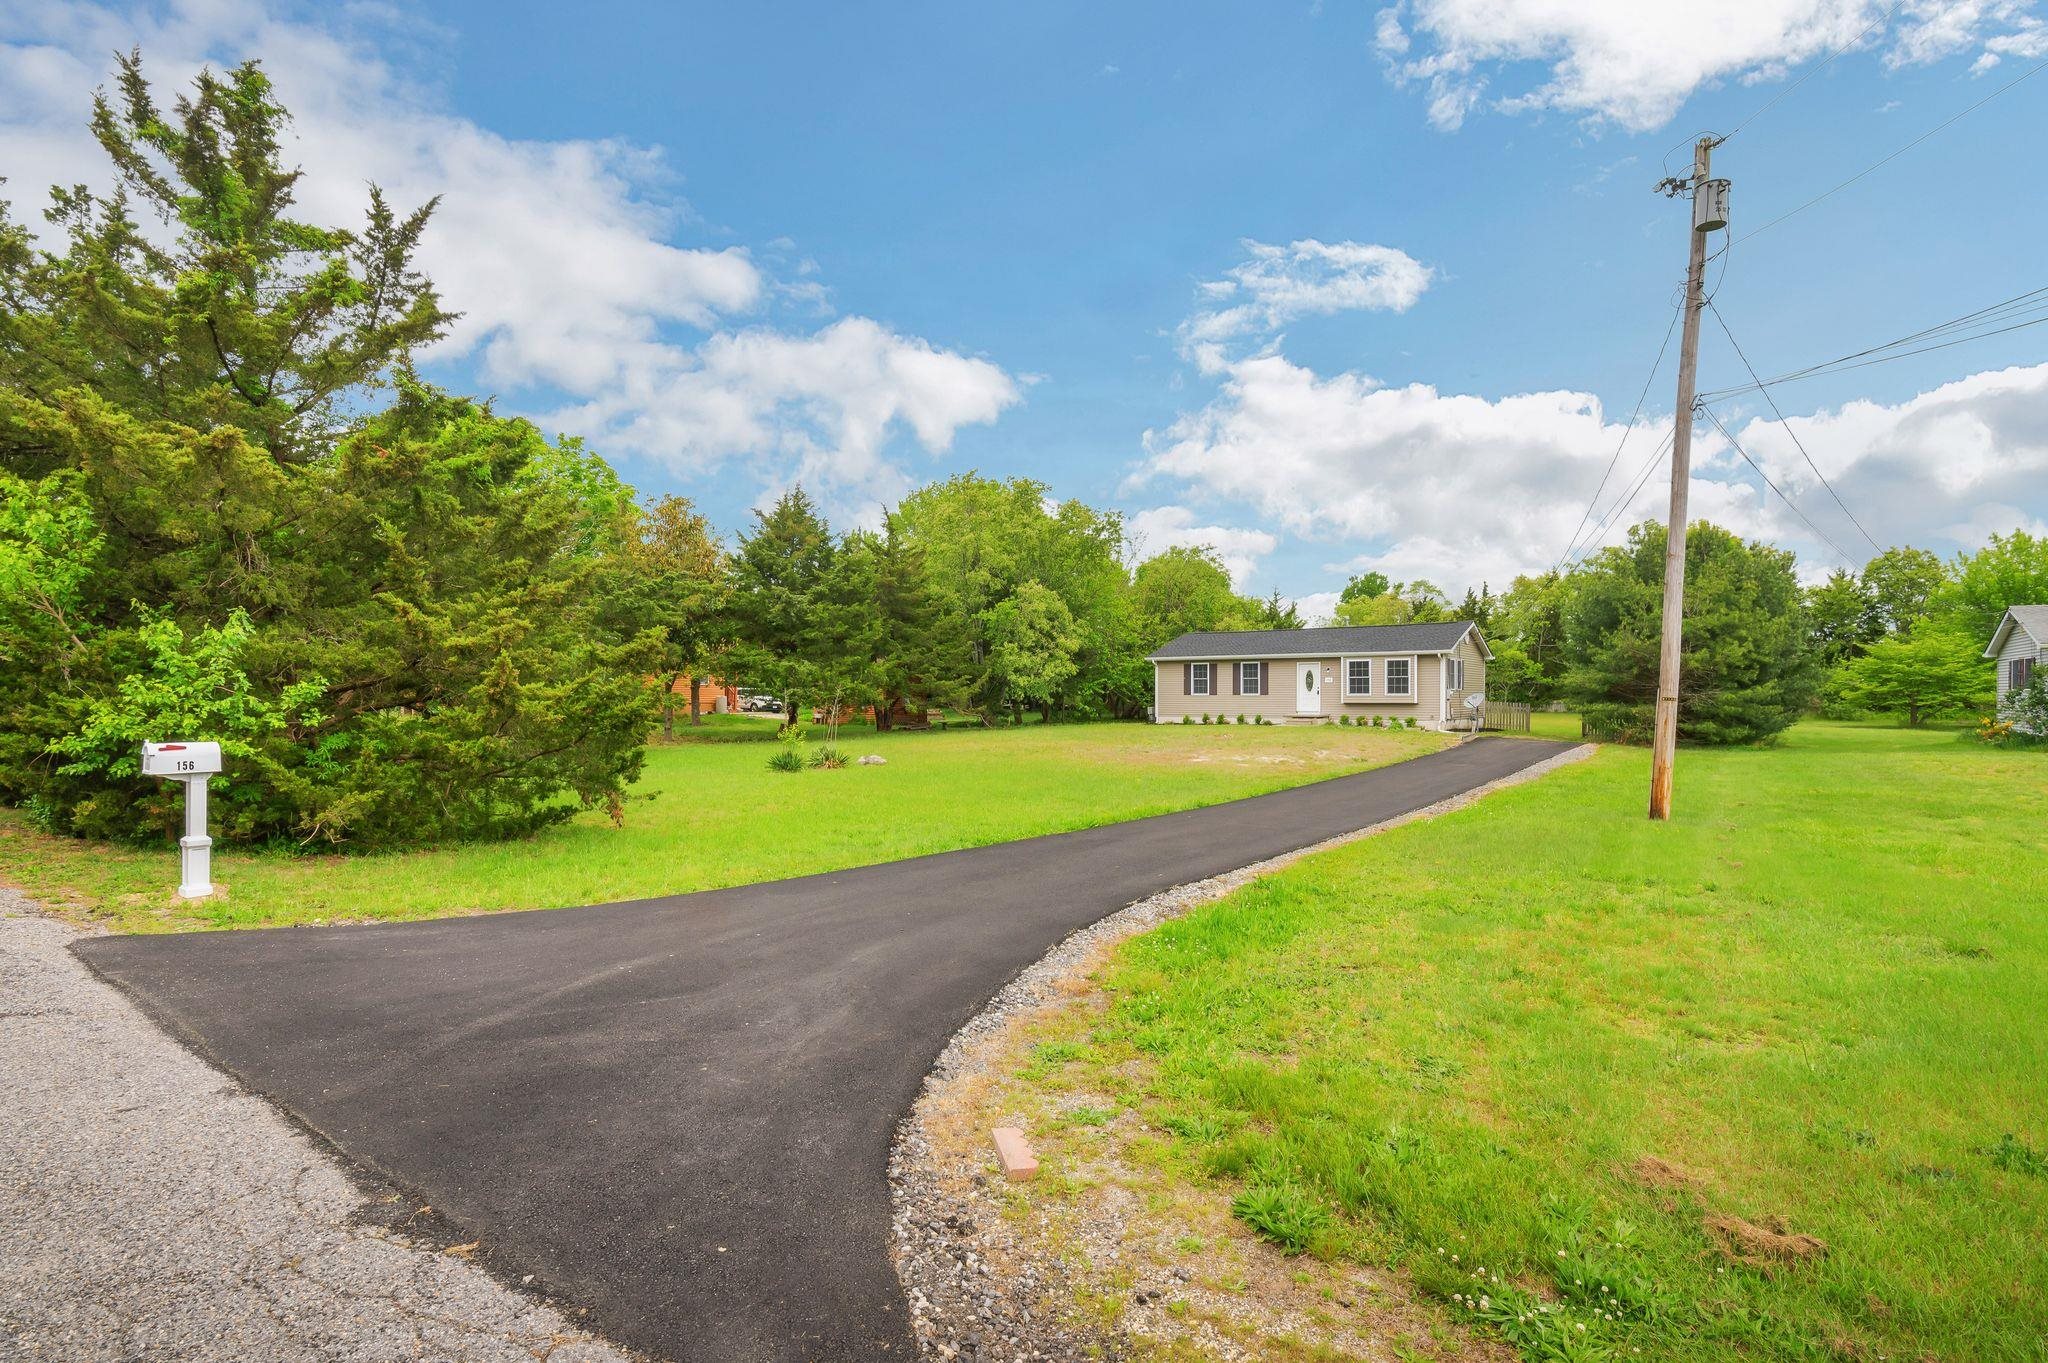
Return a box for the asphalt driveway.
[75,737,1574,1363]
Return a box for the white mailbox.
[141,741,222,898]
[142,741,223,778]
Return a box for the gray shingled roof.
[1146,621,1481,660]
[2008,604,2048,636]
[1986,604,2048,656]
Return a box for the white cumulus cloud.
[1374,0,2046,132]
[1135,349,2048,594]
[1181,239,1433,361]
[1126,505,1279,587]
[0,1,1020,511]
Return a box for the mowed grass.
[1007,724,2047,1360]
[0,720,1444,934]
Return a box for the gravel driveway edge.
[887,742,1598,1361]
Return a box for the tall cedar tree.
[728,488,839,725]
[0,55,657,844]
[839,517,963,728]
[1563,521,1818,745]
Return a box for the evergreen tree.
[728,488,839,725]
[1563,521,1818,745]
[1,55,450,468]
[1255,589,1304,629]
[839,516,962,728]
[0,56,655,845]
[1457,583,1498,632]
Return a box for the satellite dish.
[1463,692,1485,712]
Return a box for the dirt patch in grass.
[1630,1155,1703,1192]
[1703,1213,1828,1268]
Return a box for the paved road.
[77,738,1573,1363]
[1,899,630,1363]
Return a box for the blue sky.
[6,1,2047,615]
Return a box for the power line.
[1554,301,1684,570]
[1698,283,2048,400]
[1719,1,1902,145]
[1707,302,1885,555]
[1566,427,1676,570]
[1699,403,1860,565]
[1737,53,2048,244]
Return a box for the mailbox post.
[141,741,223,899]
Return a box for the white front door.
[1296,662,1321,715]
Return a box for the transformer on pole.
[1648,138,1730,821]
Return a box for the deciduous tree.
[1829,625,1990,727]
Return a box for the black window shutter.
[1182,662,1190,695]
[1232,663,1240,696]
[1260,663,1269,696]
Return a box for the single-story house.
[1146,621,1491,729]
[1984,605,2046,726]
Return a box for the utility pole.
[1648,137,1729,821]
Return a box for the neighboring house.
[668,673,741,714]
[1147,622,1490,729]
[1984,605,2047,728]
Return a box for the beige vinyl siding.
[1328,654,1437,724]
[1441,631,1487,725]
[1156,650,1478,727]
[1154,660,1298,723]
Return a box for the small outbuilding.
[1984,605,2046,724]
[1146,621,1490,729]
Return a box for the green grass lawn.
[994,723,2047,1361]
[0,721,1444,934]
[1528,710,1584,740]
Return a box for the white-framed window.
[1445,657,1465,691]
[1189,662,1212,696]
[1344,658,1371,697]
[1239,661,1262,694]
[1385,657,1413,696]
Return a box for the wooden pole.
[1649,136,1714,821]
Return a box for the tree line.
[0,54,1301,848]
[6,56,2042,853]
[1448,526,2048,741]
